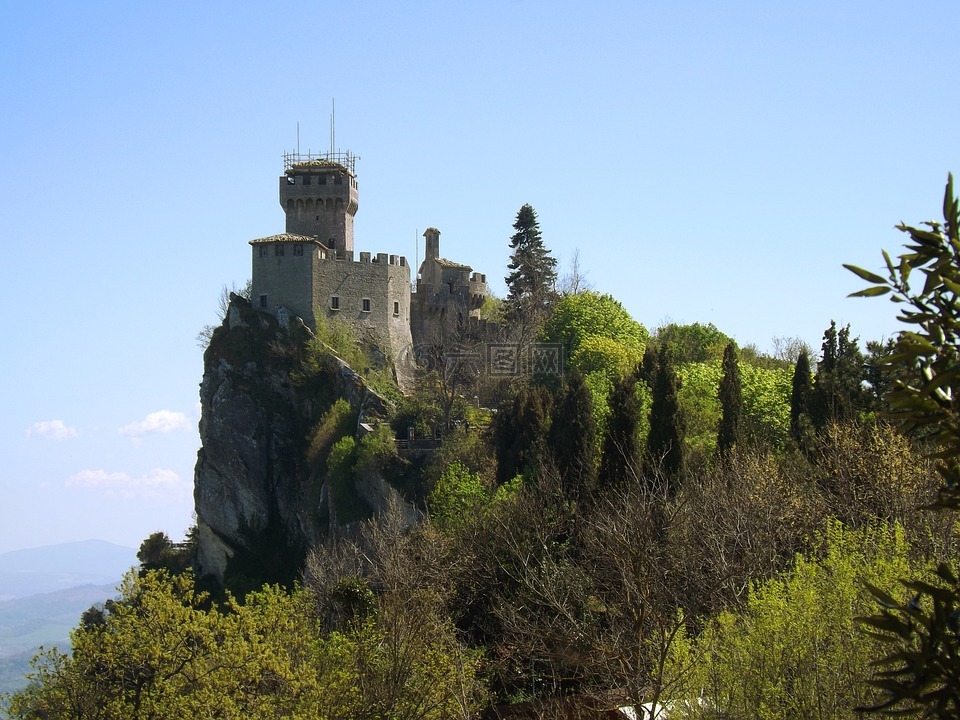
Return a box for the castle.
[249,150,487,389]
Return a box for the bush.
[665,521,922,719]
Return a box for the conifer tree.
[599,369,643,487]
[811,321,867,429]
[639,343,659,386]
[504,204,558,326]
[645,347,685,488]
[492,384,552,485]
[548,370,597,499]
[716,342,742,458]
[790,350,813,444]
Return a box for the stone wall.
[314,252,415,392]
[249,235,320,325]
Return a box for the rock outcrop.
[193,296,395,589]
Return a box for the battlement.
[321,248,407,267]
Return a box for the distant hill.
[0,541,135,698]
[0,540,136,600]
[0,582,122,695]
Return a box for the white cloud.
[26,420,78,440]
[118,410,191,438]
[65,468,190,501]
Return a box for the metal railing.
[283,150,358,174]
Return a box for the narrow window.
[259,294,268,308]
[258,246,268,257]
[331,296,340,310]
[393,301,400,316]
[293,244,303,256]
[362,298,371,312]
[275,245,284,256]
[302,175,311,186]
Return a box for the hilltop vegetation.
[7,193,960,719]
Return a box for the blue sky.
[2,1,958,553]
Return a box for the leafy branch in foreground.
[847,173,960,717]
[844,174,960,509]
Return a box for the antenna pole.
[297,121,300,155]
[330,99,335,155]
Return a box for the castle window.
[275,245,284,256]
[302,175,311,186]
[258,246,268,257]
[293,244,303,256]
[327,238,336,249]
[362,298,371,313]
[393,301,400,316]
[259,294,268,309]
[331,296,340,310]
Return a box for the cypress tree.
[790,350,812,443]
[548,370,597,499]
[716,342,742,458]
[492,384,552,485]
[639,343,659,386]
[599,369,643,487]
[645,347,685,488]
[811,321,867,429]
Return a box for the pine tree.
[548,370,597,499]
[645,347,685,488]
[716,342,742,458]
[504,204,558,325]
[599,369,643,487]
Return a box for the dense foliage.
[12,188,960,719]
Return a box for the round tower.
[279,151,359,254]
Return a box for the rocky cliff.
[193,296,397,590]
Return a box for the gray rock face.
[193,297,390,586]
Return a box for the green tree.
[716,342,742,459]
[811,320,867,429]
[491,384,552,485]
[790,350,814,445]
[427,461,487,532]
[599,369,643,487]
[655,322,733,365]
[6,571,321,719]
[548,370,598,499]
[646,348,685,487]
[503,204,558,327]
[137,531,191,575]
[846,174,960,716]
[665,521,917,719]
[542,291,647,359]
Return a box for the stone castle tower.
[278,152,358,252]
[411,227,487,348]
[249,150,486,392]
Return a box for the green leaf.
[843,263,888,284]
[849,286,892,298]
